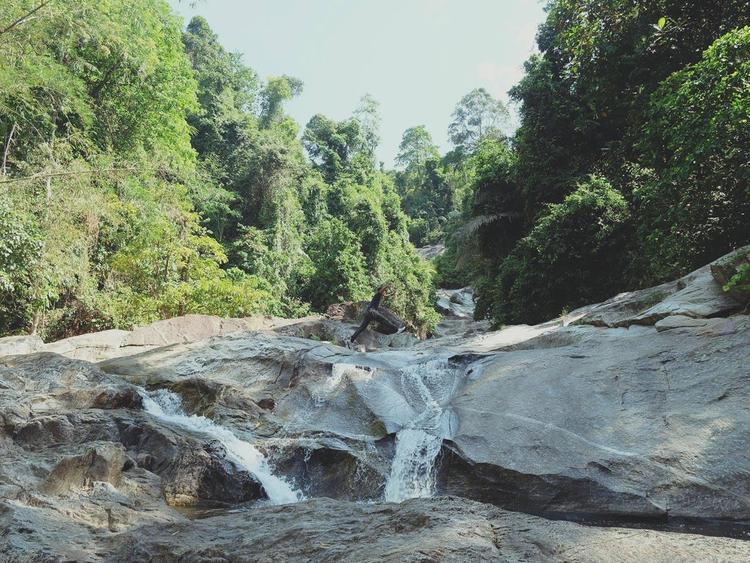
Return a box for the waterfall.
[140,388,302,505]
[383,359,459,503]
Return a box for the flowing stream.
[383,359,459,503]
[140,388,302,505]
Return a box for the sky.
[168,0,547,167]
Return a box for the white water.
[140,388,301,505]
[384,359,458,503]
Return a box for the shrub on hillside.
[486,176,632,325]
[0,201,42,334]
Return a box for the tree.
[448,88,509,153]
[259,75,303,128]
[0,200,42,333]
[182,15,258,157]
[302,114,368,183]
[488,176,632,325]
[302,218,369,309]
[395,126,439,170]
[354,94,381,160]
[0,1,443,338]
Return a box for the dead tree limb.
[1,122,18,175]
[0,166,138,184]
[0,0,54,37]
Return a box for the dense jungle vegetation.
[1,0,749,338]
[0,0,440,338]
[431,0,750,325]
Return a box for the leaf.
[657,17,666,30]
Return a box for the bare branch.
[0,0,54,37]
[0,166,138,184]
[1,123,18,175]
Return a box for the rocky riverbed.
[1,248,749,561]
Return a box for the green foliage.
[302,218,370,309]
[0,2,311,339]
[433,242,472,290]
[374,234,441,337]
[637,26,750,277]
[0,199,42,333]
[487,177,632,325]
[260,75,303,128]
[449,1,750,326]
[396,126,439,169]
[464,138,522,259]
[354,94,381,160]
[394,125,454,246]
[302,114,369,183]
[725,264,750,295]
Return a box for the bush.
[407,216,444,247]
[433,241,471,289]
[637,27,750,278]
[488,176,631,325]
[373,233,441,336]
[302,218,370,309]
[0,201,42,334]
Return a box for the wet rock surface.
[1,248,750,560]
[436,286,476,319]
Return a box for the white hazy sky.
[168,0,547,166]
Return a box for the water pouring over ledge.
[383,359,463,503]
[139,388,302,505]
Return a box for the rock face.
[415,243,445,260]
[106,497,750,563]
[443,317,750,521]
[1,247,750,561]
[0,352,267,536]
[569,247,748,328]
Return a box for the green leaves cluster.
[637,26,750,277]
[487,176,631,325]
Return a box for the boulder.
[325,301,366,322]
[124,314,244,347]
[160,443,264,506]
[41,443,125,494]
[436,287,475,319]
[45,329,131,362]
[0,334,45,357]
[123,313,318,347]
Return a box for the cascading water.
[140,388,302,505]
[383,359,461,503]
